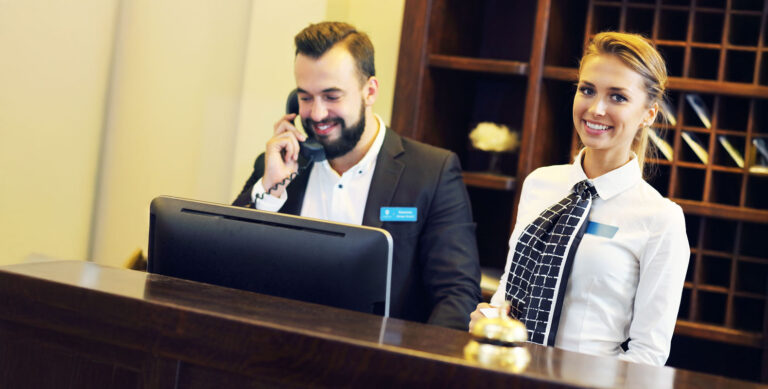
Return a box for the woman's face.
[573,54,657,161]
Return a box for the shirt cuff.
[251,177,288,212]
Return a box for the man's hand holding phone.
[263,113,307,198]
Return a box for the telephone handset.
[252,90,326,205]
[286,89,326,162]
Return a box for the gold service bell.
[464,304,531,373]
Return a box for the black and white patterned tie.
[504,179,599,346]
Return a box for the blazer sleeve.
[419,153,482,330]
[232,153,266,207]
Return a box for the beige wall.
[230,1,328,200]
[89,0,253,265]
[326,0,405,127]
[0,0,118,265]
[2,0,405,267]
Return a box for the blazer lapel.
[362,129,405,228]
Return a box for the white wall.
[1,0,406,267]
[0,0,118,265]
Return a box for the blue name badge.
[380,207,418,222]
[585,221,618,239]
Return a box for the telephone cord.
[251,158,314,207]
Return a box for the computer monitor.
[147,196,393,316]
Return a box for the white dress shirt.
[251,114,386,225]
[491,150,689,366]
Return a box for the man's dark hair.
[295,22,375,84]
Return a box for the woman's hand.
[469,302,493,332]
[469,302,513,332]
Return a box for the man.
[233,22,480,330]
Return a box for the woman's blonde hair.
[579,31,668,176]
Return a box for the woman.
[470,32,689,366]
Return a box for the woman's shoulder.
[632,180,686,229]
[524,163,573,186]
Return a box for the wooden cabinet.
[392,0,768,382]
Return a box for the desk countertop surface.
[0,260,764,389]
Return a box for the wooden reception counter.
[0,261,764,388]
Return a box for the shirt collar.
[318,113,386,178]
[569,148,642,200]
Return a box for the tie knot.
[573,180,598,200]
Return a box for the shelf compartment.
[591,5,621,35]
[713,134,746,168]
[682,93,715,128]
[733,297,765,331]
[429,1,535,61]
[467,186,515,270]
[697,291,728,325]
[710,171,743,206]
[725,50,756,83]
[732,296,766,332]
[693,10,725,43]
[648,163,671,196]
[674,166,706,200]
[661,0,691,6]
[745,173,768,209]
[731,0,764,11]
[700,255,732,287]
[716,96,750,131]
[659,45,686,78]
[679,287,692,319]
[729,14,761,46]
[625,6,655,37]
[679,131,711,164]
[428,69,528,174]
[689,48,721,80]
[760,53,768,86]
[659,9,690,41]
[685,214,702,247]
[685,252,696,282]
[751,100,768,132]
[696,0,726,7]
[462,172,516,191]
[428,55,529,76]
[702,217,738,252]
[736,260,768,295]
[740,221,768,257]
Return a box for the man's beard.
[303,102,366,160]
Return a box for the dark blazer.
[233,129,481,330]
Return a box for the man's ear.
[362,76,379,106]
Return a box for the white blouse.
[491,151,689,366]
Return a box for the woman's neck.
[581,148,631,179]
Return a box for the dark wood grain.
[428,55,529,76]
[462,171,516,191]
[1,261,766,389]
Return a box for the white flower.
[469,122,519,152]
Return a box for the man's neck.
[328,111,379,175]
